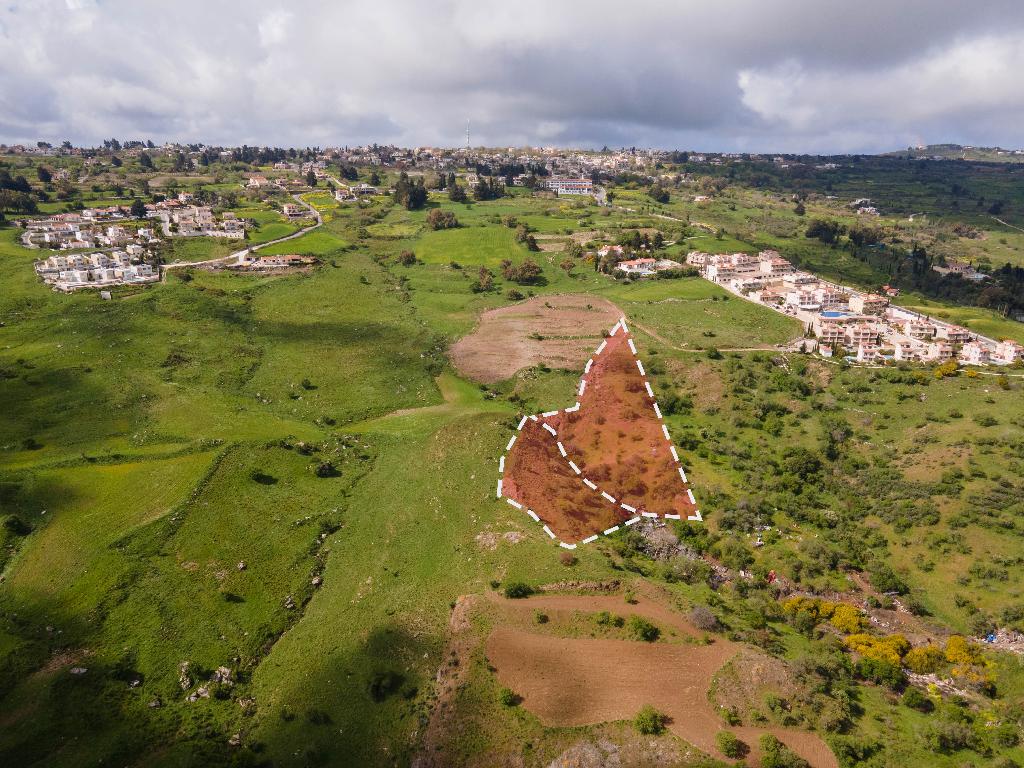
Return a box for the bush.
[314,462,339,478]
[633,704,667,735]
[903,645,944,674]
[901,686,933,712]
[829,604,867,634]
[759,733,810,768]
[715,731,747,758]
[503,582,534,599]
[497,686,518,707]
[426,209,459,230]
[3,515,32,536]
[396,249,417,266]
[689,606,720,632]
[367,671,404,702]
[249,469,277,485]
[924,719,975,754]
[628,616,661,642]
[855,657,906,691]
[534,611,549,625]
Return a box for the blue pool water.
[820,311,848,318]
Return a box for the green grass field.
[2,168,1024,768]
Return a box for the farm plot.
[450,294,621,383]
[485,593,839,768]
[499,317,699,544]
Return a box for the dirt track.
[485,594,838,768]
[450,295,621,383]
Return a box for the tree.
[793,200,806,216]
[448,183,467,203]
[138,152,154,170]
[470,266,494,293]
[36,166,52,183]
[806,218,843,244]
[502,258,543,285]
[306,169,317,187]
[130,198,147,218]
[392,172,426,210]
[426,209,459,230]
[633,705,666,735]
[648,182,669,203]
[559,257,576,274]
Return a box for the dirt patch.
[487,623,837,768]
[416,595,480,768]
[450,295,622,383]
[475,530,527,550]
[503,417,630,542]
[710,647,800,716]
[502,326,697,542]
[420,591,837,768]
[484,593,837,767]
[545,331,697,520]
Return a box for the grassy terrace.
[1,173,1023,767]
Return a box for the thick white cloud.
[1,0,1022,151]
[738,35,1024,151]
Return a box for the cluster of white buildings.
[34,250,158,292]
[155,205,244,239]
[21,212,159,250]
[687,250,1024,367]
[333,182,379,202]
[234,253,317,270]
[595,245,682,276]
[537,176,594,196]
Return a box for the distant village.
[687,250,1024,366]
[18,191,249,292]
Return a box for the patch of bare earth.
[449,295,622,384]
[485,594,838,768]
[502,326,697,542]
[543,331,697,520]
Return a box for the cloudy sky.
[2,0,1023,153]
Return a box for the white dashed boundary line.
[496,316,703,547]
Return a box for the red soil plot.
[502,417,628,543]
[499,317,699,545]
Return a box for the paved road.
[162,193,322,271]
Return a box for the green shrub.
[628,616,660,642]
[503,582,533,599]
[759,733,810,768]
[715,731,747,758]
[497,687,518,707]
[901,686,933,712]
[633,704,667,735]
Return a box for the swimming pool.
[820,310,849,318]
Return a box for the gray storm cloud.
[0,0,1022,152]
